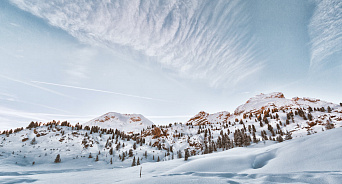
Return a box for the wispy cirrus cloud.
[10,0,263,87]
[31,80,170,102]
[309,0,342,68]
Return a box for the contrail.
[0,75,73,99]
[31,80,169,102]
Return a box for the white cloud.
[309,0,342,68]
[10,0,263,87]
[64,47,97,81]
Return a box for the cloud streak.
[309,0,342,68]
[10,0,263,87]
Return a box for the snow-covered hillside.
[1,125,341,183]
[0,92,341,183]
[83,112,154,133]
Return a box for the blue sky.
[0,0,341,130]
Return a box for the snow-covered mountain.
[234,92,337,115]
[187,92,341,139]
[187,111,230,125]
[83,112,154,133]
[1,92,342,183]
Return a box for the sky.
[0,0,341,130]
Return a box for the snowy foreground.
[1,128,341,184]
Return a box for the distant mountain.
[83,112,154,133]
[1,92,341,171]
[234,92,337,115]
[186,92,341,139]
[187,111,230,125]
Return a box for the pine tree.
[286,119,290,125]
[30,137,36,145]
[54,154,61,163]
[110,157,113,164]
[122,153,125,161]
[277,135,284,142]
[116,142,120,150]
[178,151,182,158]
[325,121,334,130]
[95,155,99,162]
[132,156,136,167]
[137,157,140,165]
[133,143,137,150]
[285,131,292,140]
[184,149,189,161]
[157,156,160,162]
[327,106,332,113]
[308,113,313,121]
[129,149,134,157]
[109,148,113,155]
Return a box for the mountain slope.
[187,92,341,139]
[0,92,341,183]
[234,92,337,115]
[1,125,341,184]
[83,112,154,133]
